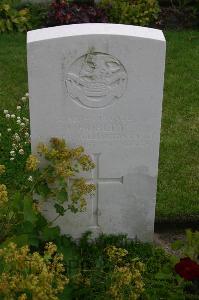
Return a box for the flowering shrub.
[26,137,96,216]
[0,92,96,245]
[69,241,145,300]
[99,0,160,26]
[0,242,69,300]
[0,139,95,298]
[46,0,108,26]
[0,163,40,244]
[0,165,7,207]
[2,93,30,162]
[0,93,31,189]
[0,92,196,299]
[0,183,8,207]
[105,245,145,299]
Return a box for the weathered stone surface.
[27,23,166,241]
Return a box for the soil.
[154,230,186,255]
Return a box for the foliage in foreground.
[61,233,188,300]
[0,242,68,300]
[26,137,96,216]
[172,229,199,263]
[0,160,187,299]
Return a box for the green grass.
[0,33,27,109]
[0,31,198,222]
[157,30,199,222]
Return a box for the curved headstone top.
[27,23,165,44]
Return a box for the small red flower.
[175,257,199,281]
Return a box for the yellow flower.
[18,293,27,300]
[78,154,95,171]
[26,155,40,171]
[105,245,145,299]
[31,138,96,215]
[0,243,68,300]
[50,137,66,150]
[72,146,84,158]
[55,162,74,178]
[0,184,8,205]
[37,143,48,155]
[0,164,5,175]
[106,245,128,263]
[45,242,57,256]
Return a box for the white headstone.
[27,23,166,242]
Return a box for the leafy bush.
[46,0,108,27]
[0,93,31,190]
[174,0,199,27]
[0,93,195,299]
[0,242,69,300]
[62,233,186,300]
[21,3,48,30]
[172,229,199,263]
[0,3,31,33]
[25,137,96,216]
[99,0,160,26]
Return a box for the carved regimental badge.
[65,52,127,108]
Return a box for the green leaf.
[36,182,50,198]
[169,255,179,266]
[16,221,35,234]
[58,236,80,276]
[41,225,60,241]
[57,188,68,204]
[0,20,6,32]
[23,196,38,223]
[11,191,23,211]
[59,286,74,300]
[2,4,10,11]
[6,19,13,31]
[155,271,172,280]
[54,203,66,216]
[171,240,184,250]
[1,234,39,248]
[36,213,48,228]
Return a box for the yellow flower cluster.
[106,246,145,300]
[55,161,74,178]
[26,155,40,171]
[34,138,96,213]
[75,273,91,287]
[0,184,8,206]
[37,142,48,155]
[72,146,84,158]
[78,154,95,171]
[37,138,95,173]
[71,178,95,211]
[45,241,57,256]
[0,164,5,175]
[0,242,69,300]
[106,245,128,263]
[50,137,66,150]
